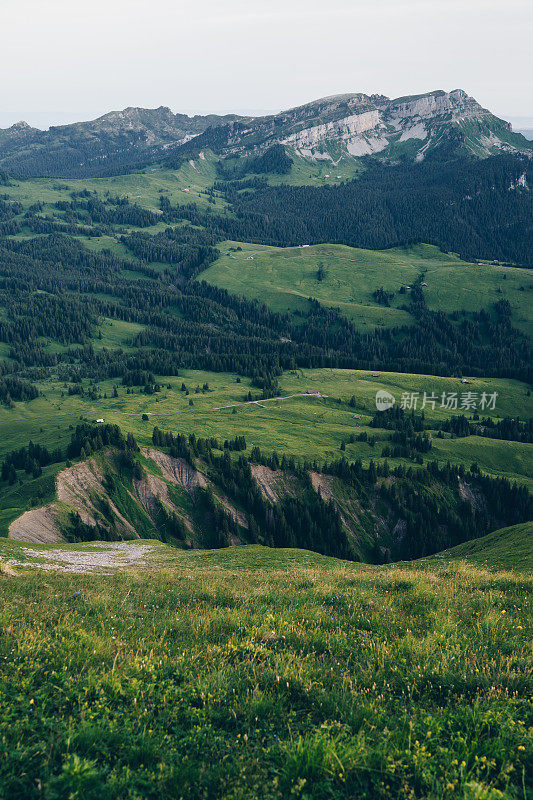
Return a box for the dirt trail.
[8,507,61,544]
[7,542,157,574]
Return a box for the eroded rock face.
[387,89,483,122]
[250,464,286,504]
[282,110,381,147]
[8,457,138,543]
[56,459,137,537]
[2,88,529,177]
[8,507,61,544]
[274,90,512,161]
[141,448,207,492]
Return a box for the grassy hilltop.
[203,242,533,333]
[432,522,533,571]
[0,538,531,800]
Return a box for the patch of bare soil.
[458,478,487,513]
[142,448,207,492]
[142,448,245,541]
[309,471,353,527]
[309,472,379,552]
[309,472,336,502]
[134,473,177,514]
[250,465,285,503]
[7,542,157,574]
[213,493,247,541]
[57,458,137,537]
[133,474,194,534]
[8,507,61,544]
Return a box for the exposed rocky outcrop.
[250,465,286,504]
[6,446,525,564]
[141,448,207,492]
[188,88,531,164]
[8,457,140,543]
[282,110,380,148]
[134,472,181,515]
[8,507,61,544]
[57,459,137,537]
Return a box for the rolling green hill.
[0,539,530,799]
[430,521,533,571]
[4,154,226,212]
[0,369,530,494]
[0,145,531,569]
[202,242,533,332]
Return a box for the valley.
[0,135,531,559]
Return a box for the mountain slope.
[0,107,244,177]
[5,421,531,565]
[169,89,532,168]
[1,90,530,177]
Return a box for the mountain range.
[1,89,531,177]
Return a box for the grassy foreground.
[0,544,531,800]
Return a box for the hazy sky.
[2,0,532,129]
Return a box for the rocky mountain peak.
[10,120,34,130]
[0,89,530,178]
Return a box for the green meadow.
[0,539,531,800]
[202,242,533,332]
[3,148,367,222]
[0,368,530,510]
[267,148,365,186]
[4,153,225,213]
[429,522,533,572]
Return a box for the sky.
[1,0,532,130]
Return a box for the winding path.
[0,393,328,425]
